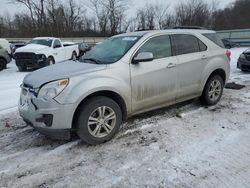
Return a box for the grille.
[15,52,37,60]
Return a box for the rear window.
[202,33,224,48]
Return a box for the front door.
[130,35,178,113]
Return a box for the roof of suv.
[116,29,215,37]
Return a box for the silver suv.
[19,29,230,144]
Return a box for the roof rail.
[172,26,208,30]
[134,29,154,32]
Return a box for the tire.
[17,65,27,72]
[0,58,7,71]
[76,96,122,145]
[200,75,224,106]
[47,57,55,66]
[71,51,77,61]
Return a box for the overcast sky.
[0,0,236,18]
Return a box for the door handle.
[53,52,58,55]
[166,63,176,69]
[201,55,207,60]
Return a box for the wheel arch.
[202,68,226,94]
[0,56,7,63]
[48,55,55,62]
[0,56,7,69]
[72,90,128,130]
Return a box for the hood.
[23,61,106,88]
[16,44,49,53]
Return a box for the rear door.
[130,35,178,112]
[171,34,209,101]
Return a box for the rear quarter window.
[202,33,225,48]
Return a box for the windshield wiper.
[83,58,102,64]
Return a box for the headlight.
[37,54,46,61]
[239,54,246,59]
[38,79,69,100]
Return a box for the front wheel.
[17,65,27,72]
[47,57,55,66]
[0,59,7,71]
[200,75,224,106]
[76,96,122,145]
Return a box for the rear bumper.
[237,59,250,70]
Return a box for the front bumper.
[19,93,76,140]
[237,58,250,70]
[16,58,47,68]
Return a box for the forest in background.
[0,0,249,38]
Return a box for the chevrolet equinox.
[19,29,231,144]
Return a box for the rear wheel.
[71,51,77,61]
[200,75,224,106]
[76,96,122,145]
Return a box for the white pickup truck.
[14,37,79,71]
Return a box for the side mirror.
[132,52,154,64]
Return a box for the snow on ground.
[0,48,250,187]
[0,62,28,114]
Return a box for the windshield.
[80,36,140,64]
[29,39,53,47]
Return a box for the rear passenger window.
[173,34,207,55]
[173,34,202,55]
[137,35,172,59]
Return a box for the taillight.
[226,50,231,62]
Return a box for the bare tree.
[136,4,156,30]
[135,3,172,30]
[153,4,176,29]
[87,0,109,34]
[174,0,217,28]
[10,0,36,29]
[87,0,128,35]
[64,0,83,34]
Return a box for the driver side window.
[137,35,172,59]
[53,40,62,48]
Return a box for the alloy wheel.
[87,106,116,138]
[208,80,222,102]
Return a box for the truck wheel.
[17,65,27,72]
[0,59,6,71]
[47,57,54,66]
[76,96,122,145]
[200,75,224,106]
[71,52,77,61]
